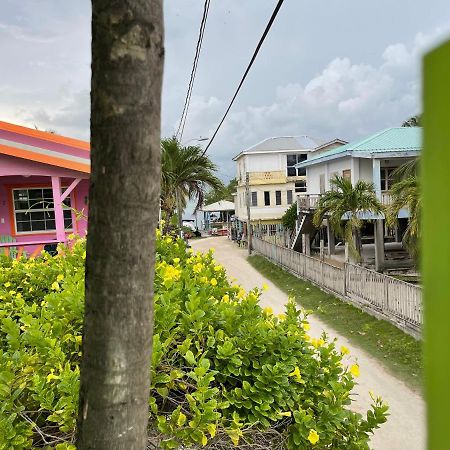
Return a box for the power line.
[202,0,285,156]
[176,0,211,140]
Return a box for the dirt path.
[191,236,426,450]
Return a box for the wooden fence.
[252,237,422,337]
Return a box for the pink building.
[0,121,90,257]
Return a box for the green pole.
[423,38,450,450]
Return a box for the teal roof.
[297,127,422,168]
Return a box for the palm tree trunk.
[76,1,164,449]
[177,190,183,237]
[352,227,363,262]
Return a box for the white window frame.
[11,186,74,235]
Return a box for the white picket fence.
[252,237,422,337]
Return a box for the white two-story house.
[232,136,346,234]
[293,127,421,270]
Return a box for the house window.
[380,167,395,191]
[12,187,72,234]
[287,190,293,204]
[275,190,282,205]
[342,169,351,180]
[286,154,307,177]
[295,181,307,193]
[251,191,258,207]
[264,191,271,206]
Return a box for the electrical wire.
[176,0,211,140]
[202,0,285,155]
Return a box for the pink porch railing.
[0,238,60,258]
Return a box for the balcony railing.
[298,192,393,210]
[297,194,322,210]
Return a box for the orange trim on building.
[0,143,90,174]
[0,121,90,151]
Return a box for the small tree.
[204,178,237,205]
[281,203,297,231]
[313,176,383,261]
[387,176,421,258]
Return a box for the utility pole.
[245,172,252,255]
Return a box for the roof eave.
[295,151,352,168]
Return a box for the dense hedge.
[0,233,388,449]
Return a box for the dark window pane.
[63,210,72,219]
[298,154,307,163]
[14,190,28,200]
[297,167,306,176]
[264,191,270,206]
[30,211,45,221]
[287,190,293,204]
[62,197,71,207]
[295,181,307,193]
[275,191,281,205]
[31,221,46,231]
[15,212,29,221]
[46,220,55,230]
[251,192,257,207]
[45,210,55,219]
[43,189,53,199]
[17,221,31,232]
[287,167,296,176]
[287,155,297,166]
[64,218,72,229]
[29,189,43,200]
[15,200,29,211]
[29,199,45,209]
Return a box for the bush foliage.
[0,233,388,449]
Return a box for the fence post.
[343,263,348,296]
[383,277,389,313]
[321,259,324,286]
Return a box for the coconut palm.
[313,176,383,261]
[161,137,223,230]
[387,162,421,258]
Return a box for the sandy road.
[191,236,426,450]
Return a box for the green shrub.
[281,203,297,231]
[0,233,388,449]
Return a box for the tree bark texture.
[76,1,164,449]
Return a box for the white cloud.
[180,26,448,180]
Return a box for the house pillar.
[351,158,360,186]
[327,219,335,255]
[374,219,385,272]
[372,159,382,200]
[51,176,66,243]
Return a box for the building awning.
[200,200,235,212]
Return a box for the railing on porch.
[0,238,60,259]
[298,192,393,210]
[297,194,322,210]
[252,236,422,337]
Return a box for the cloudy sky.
[1,0,450,182]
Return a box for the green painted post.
[423,39,450,450]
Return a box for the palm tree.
[313,176,383,261]
[402,114,422,127]
[161,137,223,231]
[386,165,421,258]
